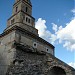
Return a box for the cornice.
[7,10,35,21]
[0,26,55,49]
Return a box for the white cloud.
[56,19,75,51]
[35,18,57,44]
[52,23,58,32]
[35,18,75,51]
[71,9,75,19]
[71,9,75,14]
[35,18,47,37]
[68,62,75,69]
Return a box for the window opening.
[16,6,18,12]
[47,49,48,51]
[26,7,28,12]
[11,19,15,24]
[34,43,36,46]
[33,42,37,48]
[26,17,28,22]
[28,19,30,23]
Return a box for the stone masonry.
[0,0,75,75]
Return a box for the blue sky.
[0,0,75,68]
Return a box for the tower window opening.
[16,6,18,12]
[26,7,28,12]
[26,17,28,22]
[11,19,15,24]
[26,17,31,23]
[28,19,30,23]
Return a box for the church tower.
[6,0,38,35]
[0,0,75,75]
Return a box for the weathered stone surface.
[0,0,75,75]
[4,43,74,75]
[0,34,75,75]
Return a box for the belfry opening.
[48,66,66,75]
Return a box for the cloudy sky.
[0,0,75,68]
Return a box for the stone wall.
[2,27,54,55]
[15,30,54,55]
[6,47,74,75]
[0,31,16,75]
[0,44,16,75]
[0,30,74,75]
[0,28,74,75]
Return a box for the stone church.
[0,0,75,75]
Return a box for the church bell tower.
[6,0,38,35]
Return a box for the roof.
[14,0,32,7]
